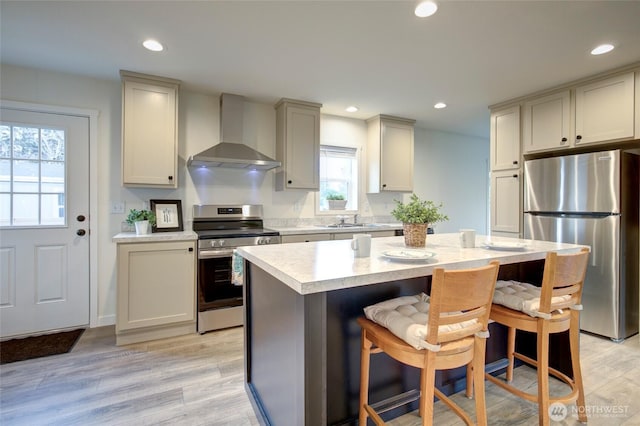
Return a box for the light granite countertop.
[236,233,589,295]
[112,230,198,243]
[269,223,402,235]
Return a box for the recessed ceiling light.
[415,1,438,18]
[590,44,614,55]
[434,102,447,109]
[143,39,164,52]
[345,106,359,113]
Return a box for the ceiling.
[2,1,640,139]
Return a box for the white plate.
[382,250,436,261]
[482,241,529,251]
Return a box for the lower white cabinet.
[116,240,196,345]
[490,170,521,235]
[282,229,396,243]
[281,234,331,243]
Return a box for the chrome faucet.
[353,214,359,224]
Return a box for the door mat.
[0,329,85,364]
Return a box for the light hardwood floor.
[1,327,638,425]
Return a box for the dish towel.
[231,250,244,286]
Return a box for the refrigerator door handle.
[525,211,617,219]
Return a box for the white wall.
[413,127,489,234]
[0,64,489,326]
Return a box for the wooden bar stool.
[485,248,590,426]
[357,261,500,425]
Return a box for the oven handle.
[198,249,235,259]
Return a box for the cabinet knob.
[382,184,387,188]
[76,229,86,236]
[576,135,582,141]
[512,174,518,178]
[168,176,173,181]
[76,215,86,222]
[288,180,292,184]
[188,247,193,252]
[561,137,567,143]
[512,160,518,165]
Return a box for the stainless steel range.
[193,204,280,333]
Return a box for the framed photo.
[150,199,184,232]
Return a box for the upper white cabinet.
[522,91,571,154]
[490,105,520,171]
[575,72,635,145]
[366,115,415,193]
[121,71,180,188]
[275,98,322,191]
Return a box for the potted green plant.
[391,194,448,247]
[126,208,157,235]
[326,191,347,210]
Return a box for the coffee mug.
[351,234,372,258]
[459,229,476,248]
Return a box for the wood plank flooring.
[0,326,638,425]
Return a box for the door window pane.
[12,126,39,159]
[0,121,66,227]
[41,193,64,225]
[12,193,39,226]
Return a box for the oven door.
[198,249,243,312]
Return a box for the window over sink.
[317,145,358,214]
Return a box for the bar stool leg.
[359,329,372,426]
[570,311,588,423]
[506,326,516,382]
[473,336,488,426]
[537,319,550,426]
[419,352,437,426]
[465,364,473,398]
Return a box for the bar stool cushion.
[363,293,478,350]
[493,280,572,318]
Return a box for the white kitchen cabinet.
[575,72,635,146]
[636,72,640,139]
[120,71,180,188]
[490,105,520,171]
[281,233,331,243]
[116,240,196,345]
[522,90,572,154]
[366,115,415,193]
[490,169,521,235]
[275,98,322,191]
[332,230,396,240]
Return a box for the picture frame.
[150,199,184,232]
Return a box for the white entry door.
[0,107,89,338]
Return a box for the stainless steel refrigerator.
[524,149,639,341]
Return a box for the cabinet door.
[523,91,571,153]
[275,101,321,191]
[122,78,178,187]
[490,170,521,234]
[281,234,331,243]
[117,241,195,332]
[380,120,414,192]
[490,106,520,171]
[575,72,635,145]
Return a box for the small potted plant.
[326,191,348,210]
[126,208,157,235]
[391,194,448,247]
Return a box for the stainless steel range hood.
[187,93,281,170]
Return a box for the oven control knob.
[264,237,271,244]
[219,240,225,247]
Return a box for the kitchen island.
[236,233,588,425]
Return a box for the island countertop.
[236,233,588,295]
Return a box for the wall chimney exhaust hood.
[187,93,281,170]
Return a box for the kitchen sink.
[326,223,365,228]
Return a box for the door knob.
[77,215,86,222]
[77,229,86,236]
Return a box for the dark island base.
[245,259,573,425]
